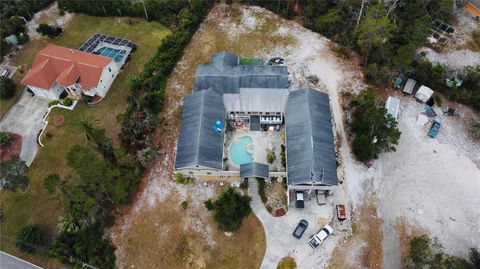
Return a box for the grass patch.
[277,256,297,269]
[0,14,170,267]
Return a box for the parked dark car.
[292,219,309,239]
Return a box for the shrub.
[36,23,61,37]
[181,201,188,209]
[15,225,44,253]
[207,188,251,232]
[257,178,267,204]
[62,98,73,106]
[277,256,297,269]
[0,132,13,145]
[48,100,59,107]
[470,120,480,140]
[239,178,249,190]
[204,199,214,211]
[267,151,276,164]
[280,144,286,168]
[433,95,443,107]
[44,173,60,194]
[0,76,16,99]
[174,172,194,184]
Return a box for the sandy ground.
[419,10,480,71]
[25,2,74,40]
[375,93,480,268]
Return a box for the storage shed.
[403,78,416,95]
[385,96,400,120]
[415,86,433,103]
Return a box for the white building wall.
[95,62,119,98]
[28,83,64,100]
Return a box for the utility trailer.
[336,204,347,221]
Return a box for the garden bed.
[0,132,22,162]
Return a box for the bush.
[239,178,249,190]
[181,201,188,209]
[15,225,44,253]
[0,76,16,99]
[36,23,61,37]
[204,199,214,211]
[174,172,194,184]
[61,98,73,106]
[207,188,251,232]
[266,151,276,164]
[48,100,59,107]
[433,95,443,107]
[277,256,297,269]
[44,173,60,194]
[0,132,13,145]
[257,178,267,203]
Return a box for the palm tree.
[78,117,98,142]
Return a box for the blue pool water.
[94,47,124,62]
[230,135,254,166]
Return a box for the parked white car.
[308,224,333,248]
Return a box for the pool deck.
[224,127,284,172]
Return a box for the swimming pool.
[229,135,254,167]
[94,47,124,62]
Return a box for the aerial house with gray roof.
[175,52,338,198]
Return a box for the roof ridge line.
[194,90,207,164]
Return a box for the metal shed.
[175,89,226,170]
[240,162,269,178]
[415,85,434,103]
[403,78,417,94]
[385,96,400,120]
[285,88,338,189]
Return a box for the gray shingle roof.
[194,52,289,94]
[240,162,269,178]
[223,88,289,113]
[175,89,225,170]
[285,88,338,186]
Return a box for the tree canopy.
[205,188,252,232]
[15,225,44,253]
[350,89,401,162]
[0,76,16,99]
[0,156,29,191]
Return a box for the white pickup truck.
[308,224,333,249]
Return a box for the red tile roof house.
[21,44,119,100]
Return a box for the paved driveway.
[248,179,336,269]
[0,251,43,269]
[0,91,49,165]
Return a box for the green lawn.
[0,14,170,267]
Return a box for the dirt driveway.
[0,91,49,165]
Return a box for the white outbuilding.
[415,85,434,103]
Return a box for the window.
[112,74,114,78]
[188,171,193,175]
[108,67,112,72]
[100,80,102,82]
[206,172,212,175]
